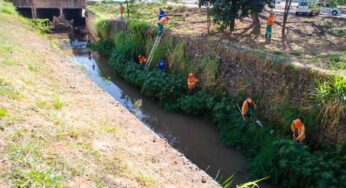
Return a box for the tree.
[241,0,274,35]
[209,0,274,34]
[199,0,212,34]
[282,0,293,38]
[209,0,241,32]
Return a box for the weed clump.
[53,97,64,110]
[0,107,8,118]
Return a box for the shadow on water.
[53,31,278,188]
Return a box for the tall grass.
[96,19,113,39]
[314,75,346,138]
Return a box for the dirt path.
[0,9,219,188]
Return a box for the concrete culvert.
[16,8,32,18]
[36,8,60,20]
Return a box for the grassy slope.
[0,1,218,187]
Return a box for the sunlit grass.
[53,97,64,110]
[0,107,8,118]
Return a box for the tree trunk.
[126,0,130,18]
[282,0,292,38]
[251,12,261,35]
[207,3,211,34]
[230,19,235,33]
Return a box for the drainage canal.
[51,32,278,188]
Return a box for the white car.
[318,3,342,15]
[296,1,320,16]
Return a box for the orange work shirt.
[158,17,168,25]
[187,76,197,89]
[268,14,275,26]
[241,99,256,116]
[120,6,125,14]
[139,56,147,64]
[291,119,306,141]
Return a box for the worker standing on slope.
[158,16,169,36]
[119,3,125,20]
[157,58,166,72]
[158,8,166,20]
[265,12,275,40]
[241,98,257,128]
[187,73,198,93]
[291,118,306,144]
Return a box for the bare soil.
[170,8,346,69]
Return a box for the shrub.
[30,19,51,33]
[89,39,114,58]
[96,19,113,39]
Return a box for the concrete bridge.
[9,0,86,20]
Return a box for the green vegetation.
[0,107,8,118]
[53,97,65,110]
[208,0,273,32]
[93,19,346,188]
[6,142,63,187]
[314,75,346,136]
[290,50,303,57]
[0,78,21,99]
[0,0,17,15]
[29,19,51,34]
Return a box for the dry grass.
[0,2,218,187]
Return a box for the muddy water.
[54,33,277,187]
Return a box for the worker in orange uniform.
[138,55,147,65]
[291,118,306,144]
[265,12,275,40]
[241,98,258,128]
[187,73,198,93]
[158,16,169,36]
[119,3,125,20]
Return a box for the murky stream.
[53,32,277,187]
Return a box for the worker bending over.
[158,16,169,36]
[265,12,275,40]
[157,58,166,72]
[138,55,147,65]
[291,118,306,144]
[187,73,198,93]
[241,98,257,128]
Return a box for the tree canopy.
[208,0,274,32]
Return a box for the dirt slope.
[0,7,219,188]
